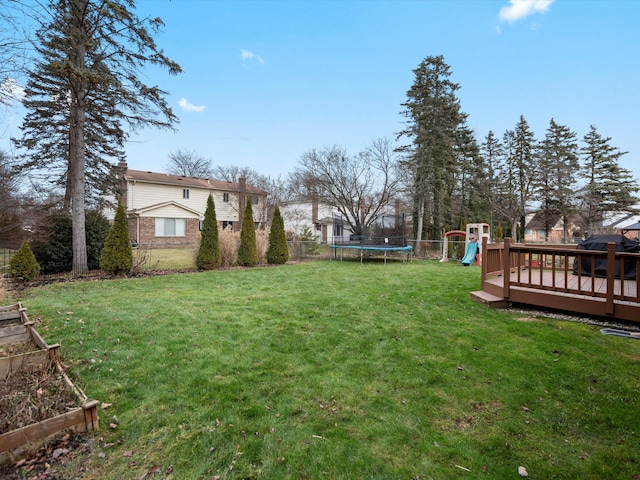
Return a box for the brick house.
[524,211,581,244]
[109,162,268,248]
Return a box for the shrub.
[237,198,258,267]
[219,226,240,268]
[32,209,110,274]
[196,195,221,270]
[100,203,133,275]
[86,209,111,269]
[8,241,40,281]
[32,212,72,274]
[267,205,289,264]
[256,230,268,265]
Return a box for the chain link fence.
[0,239,478,283]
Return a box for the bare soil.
[0,340,39,357]
[0,432,93,480]
[1,366,80,434]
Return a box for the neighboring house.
[279,195,352,244]
[602,206,640,239]
[107,162,268,247]
[279,195,409,245]
[524,211,581,244]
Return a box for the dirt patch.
[0,341,39,357]
[0,433,93,480]
[1,366,81,434]
[514,316,544,323]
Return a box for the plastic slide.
[461,242,479,266]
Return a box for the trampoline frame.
[330,244,413,264]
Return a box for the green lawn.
[9,260,640,479]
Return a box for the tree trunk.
[415,199,424,253]
[69,0,88,274]
[69,104,87,273]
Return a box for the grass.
[8,260,640,479]
[134,247,197,270]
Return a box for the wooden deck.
[472,238,640,323]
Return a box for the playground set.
[440,223,491,266]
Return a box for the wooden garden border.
[0,303,99,465]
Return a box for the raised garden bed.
[0,303,99,466]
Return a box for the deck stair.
[470,290,510,308]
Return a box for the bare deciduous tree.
[290,137,401,236]
[166,149,213,178]
[212,164,285,226]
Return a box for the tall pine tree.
[578,125,639,234]
[398,55,466,240]
[537,119,579,242]
[492,116,537,241]
[14,0,181,273]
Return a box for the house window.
[222,221,233,231]
[183,189,190,199]
[156,218,186,237]
[223,192,229,202]
[334,224,343,237]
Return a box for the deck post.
[481,237,488,286]
[503,237,512,299]
[606,242,616,315]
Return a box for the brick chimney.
[311,191,318,225]
[238,176,247,228]
[117,160,128,208]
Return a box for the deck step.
[470,290,510,308]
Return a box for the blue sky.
[3,0,640,182]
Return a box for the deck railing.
[480,237,640,320]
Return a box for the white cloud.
[178,98,206,112]
[241,49,264,65]
[0,78,25,105]
[499,0,554,22]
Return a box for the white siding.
[138,203,199,219]
[280,201,353,244]
[127,181,245,222]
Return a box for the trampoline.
[330,243,413,264]
[329,213,412,264]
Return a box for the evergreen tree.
[398,55,467,240]
[480,131,507,233]
[578,125,639,234]
[100,203,133,275]
[196,195,221,270]
[492,117,537,240]
[0,151,22,248]
[237,198,258,267]
[14,0,181,274]
[267,205,289,265]
[512,116,538,240]
[9,241,41,282]
[536,119,579,242]
[452,123,487,228]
